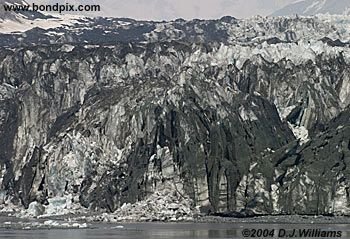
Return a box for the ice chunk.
[27,201,44,217]
[46,197,68,215]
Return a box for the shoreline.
[2,213,350,226]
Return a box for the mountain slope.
[0,0,53,21]
[272,0,350,16]
[0,0,27,20]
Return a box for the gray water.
[1,223,350,239]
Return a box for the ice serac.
[1,15,350,217]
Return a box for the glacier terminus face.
[1,11,350,221]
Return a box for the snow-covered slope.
[0,0,64,34]
[272,0,350,16]
[0,0,54,20]
[0,0,27,20]
[0,14,83,33]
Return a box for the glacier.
[0,12,350,221]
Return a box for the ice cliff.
[1,14,350,218]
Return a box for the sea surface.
[1,222,350,239]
